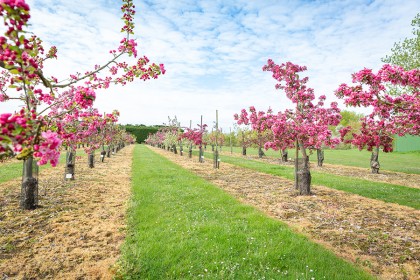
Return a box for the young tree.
[0,0,165,209]
[335,64,420,173]
[262,59,341,194]
[180,117,207,163]
[234,106,274,158]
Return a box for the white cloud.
[1,0,420,130]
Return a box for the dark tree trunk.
[317,149,324,167]
[242,146,246,156]
[189,144,192,158]
[20,157,38,210]
[65,150,75,181]
[213,150,220,169]
[199,145,204,163]
[297,170,311,195]
[88,153,94,168]
[370,148,380,174]
[281,149,288,162]
[258,146,265,158]
[212,145,214,151]
[296,156,311,195]
[107,146,111,157]
[172,144,177,154]
[100,150,106,162]
[180,144,183,156]
[294,140,311,195]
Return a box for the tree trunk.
[296,156,311,195]
[88,152,94,168]
[107,146,111,157]
[180,143,183,156]
[258,146,265,158]
[294,140,312,195]
[65,150,75,181]
[281,149,288,162]
[172,144,177,154]
[242,146,246,156]
[317,149,324,167]
[189,144,192,158]
[371,147,380,174]
[100,150,106,162]
[199,145,204,163]
[20,157,38,210]
[212,145,214,152]
[213,150,220,169]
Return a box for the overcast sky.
[1,0,419,130]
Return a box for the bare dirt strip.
[149,146,420,280]
[0,145,133,279]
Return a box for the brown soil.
[150,146,420,280]
[0,145,133,279]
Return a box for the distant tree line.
[123,124,164,143]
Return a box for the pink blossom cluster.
[335,64,420,152]
[33,130,61,166]
[0,109,35,157]
[74,86,96,109]
[180,124,208,146]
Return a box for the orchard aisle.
[222,151,420,189]
[148,145,419,280]
[0,145,133,279]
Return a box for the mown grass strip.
[117,145,372,279]
[0,151,91,184]
[216,153,420,209]
[225,146,420,174]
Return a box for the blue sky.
[2,0,420,130]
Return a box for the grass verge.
[117,145,372,279]
[225,146,420,174]
[216,153,420,209]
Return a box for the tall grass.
[117,145,372,279]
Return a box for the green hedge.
[123,125,161,143]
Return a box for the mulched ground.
[150,146,420,280]
[0,145,133,279]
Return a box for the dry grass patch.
[0,145,133,279]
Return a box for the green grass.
[0,161,24,183]
[117,145,373,279]
[222,146,420,174]
[215,153,420,209]
[0,152,71,183]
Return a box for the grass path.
[210,152,420,209]
[225,146,420,174]
[117,145,372,279]
[148,145,419,280]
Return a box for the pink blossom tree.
[0,0,165,209]
[180,117,207,162]
[262,59,341,194]
[234,106,274,158]
[335,64,420,173]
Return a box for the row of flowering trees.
[0,0,164,209]
[234,59,419,195]
[145,116,208,163]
